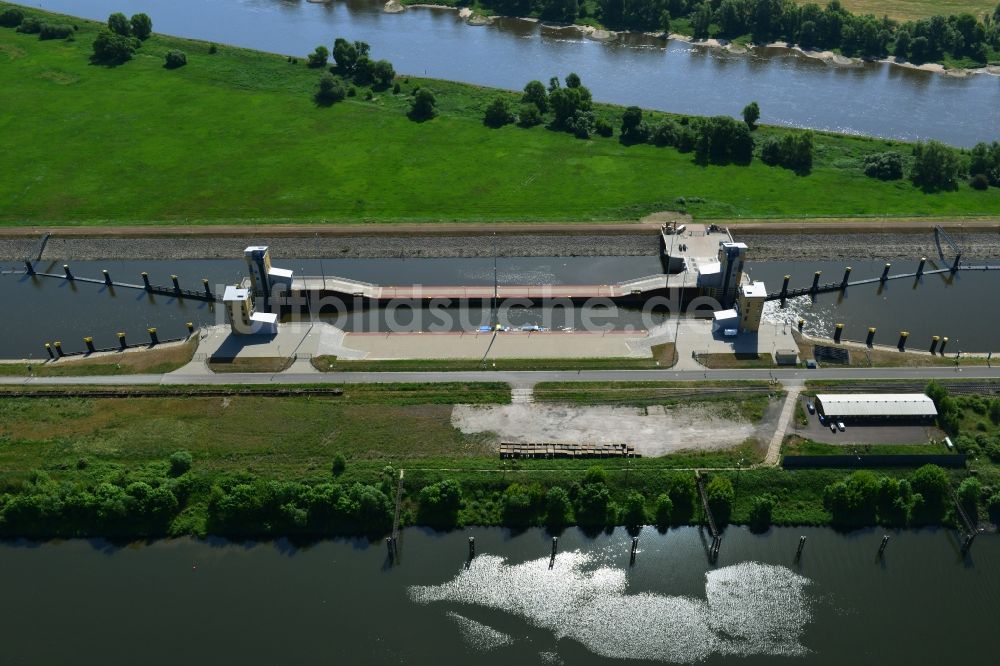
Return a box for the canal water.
[1,255,997,357]
[29,0,1000,146]
[1,526,997,664]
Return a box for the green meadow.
[1,3,998,226]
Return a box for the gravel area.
[450,401,776,457]
[0,234,659,261]
[735,230,1000,261]
[3,228,998,262]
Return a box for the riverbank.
[2,4,998,226]
[393,1,1000,77]
[2,227,999,261]
[0,380,995,538]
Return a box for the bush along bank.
[1,456,989,539]
[407,0,1000,69]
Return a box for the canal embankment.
[2,226,999,261]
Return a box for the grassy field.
[782,434,954,456]
[0,381,987,533]
[794,333,987,368]
[533,380,777,411]
[207,356,294,373]
[796,0,999,21]
[0,337,197,376]
[694,352,778,368]
[0,383,510,474]
[1,4,998,226]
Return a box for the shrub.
[824,470,880,526]
[518,104,542,127]
[417,480,462,529]
[582,465,607,485]
[594,117,613,137]
[742,101,760,130]
[130,13,152,40]
[169,450,193,476]
[483,96,515,128]
[748,494,775,532]
[574,483,613,528]
[970,173,990,190]
[107,12,131,37]
[545,486,573,529]
[39,23,73,40]
[957,477,981,510]
[654,493,673,529]
[409,88,437,120]
[987,493,1000,521]
[910,464,950,519]
[371,59,395,88]
[307,45,329,68]
[0,7,25,28]
[392,82,401,94]
[566,110,595,139]
[911,140,963,192]
[501,483,538,527]
[331,453,347,476]
[16,17,41,34]
[622,491,647,527]
[863,151,904,180]
[92,29,139,63]
[705,475,735,525]
[760,133,812,172]
[316,73,347,104]
[208,43,218,54]
[620,106,648,144]
[522,80,548,112]
[549,84,592,129]
[693,116,754,166]
[164,50,187,69]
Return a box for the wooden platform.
[499,442,638,459]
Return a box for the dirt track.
[1,219,998,261]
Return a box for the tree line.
[486,77,816,170]
[4,450,996,536]
[863,140,1000,192]
[469,0,1000,66]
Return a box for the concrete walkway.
[764,383,803,466]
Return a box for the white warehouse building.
[814,394,938,422]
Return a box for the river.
[1,526,997,664]
[28,0,1000,147]
[1,255,997,357]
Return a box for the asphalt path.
[1,366,998,387]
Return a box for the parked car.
[818,414,826,425]
[806,401,815,414]
[837,422,846,432]
[830,423,837,433]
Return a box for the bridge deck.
[292,273,680,299]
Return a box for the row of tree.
[487,78,815,170]
[470,0,1000,66]
[0,6,75,40]
[309,38,396,88]
[0,450,192,538]
[91,11,153,64]
[862,141,1000,192]
[417,466,701,531]
[823,465,956,527]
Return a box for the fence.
[782,454,967,469]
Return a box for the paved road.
[1,366,998,387]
